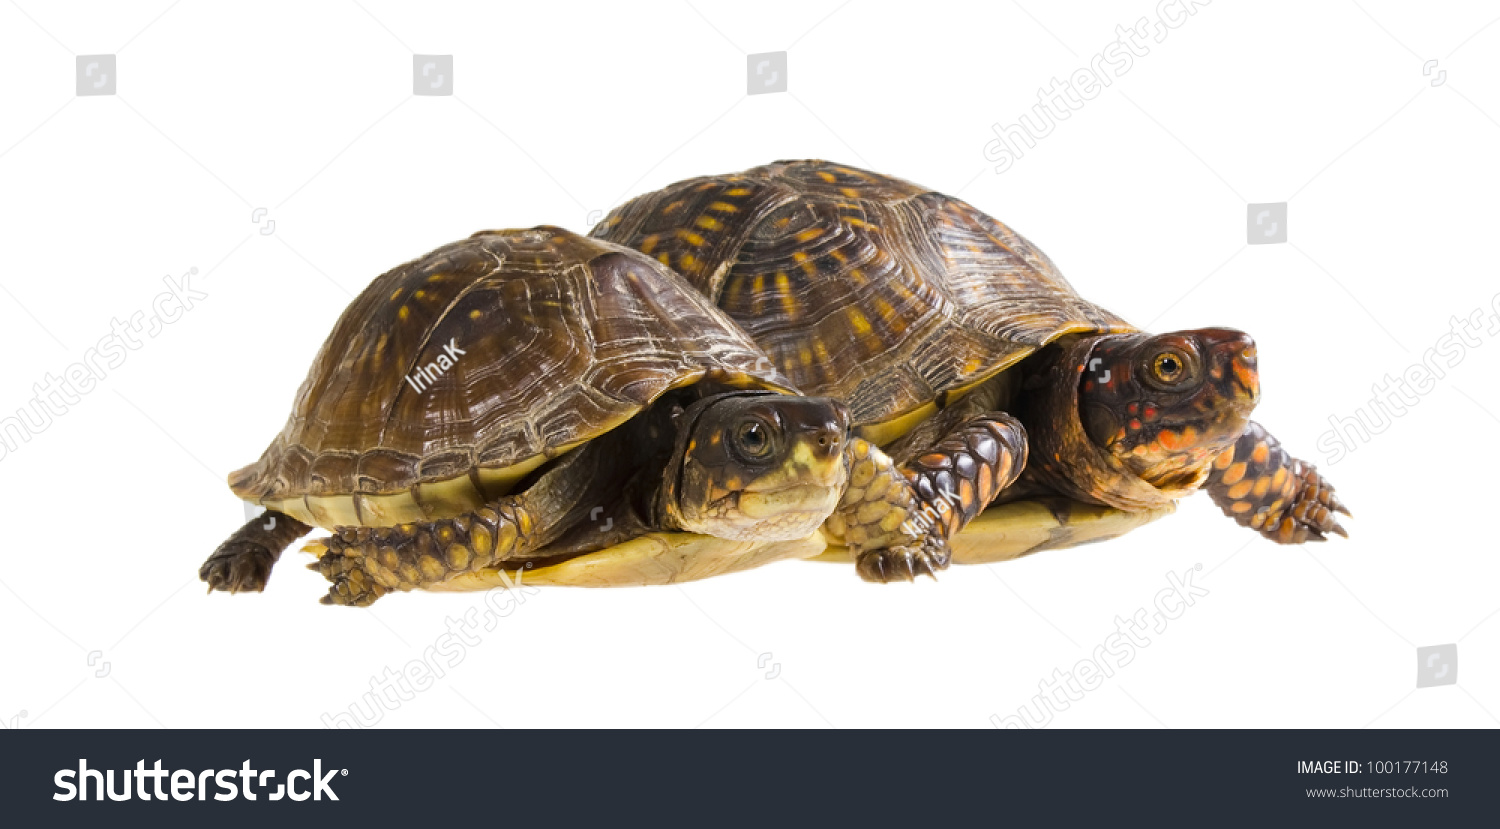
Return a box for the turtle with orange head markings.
[592,160,1348,578]
[1013,325,1345,543]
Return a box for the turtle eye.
[733,418,775,460]
[1144,347,1198,390]
[1153,352,1185,382]
[1137,336,1202,392]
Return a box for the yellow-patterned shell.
[593,160,1137,440]
[229,227,792,530]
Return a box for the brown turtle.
[201,227,951,605]
[592,160,1349,574]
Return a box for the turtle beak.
[1199,328,1260,409]
[781,399,851,475]
[795,400,851,461]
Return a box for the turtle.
[591,159,1349,576]
[201,227,950,605]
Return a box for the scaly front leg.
[1206,421,1350,543]
[900,413,1029,540]
[308,443,608,606]
[308,502,545,607]
[831,412,1028,582]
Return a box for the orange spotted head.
[1077,329,1259,487]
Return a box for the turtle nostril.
[812,427,842,457]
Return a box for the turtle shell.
[229,227,792,530]
[593,160,1136,443]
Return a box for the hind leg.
[201,510,312,593]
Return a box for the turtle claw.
[1322,487,1352,521]
[199,541,276,594]
[856,550,908,583]
[314,543,389,607]
[1277,464,1348,544]
[1259,483,1347,544]
[316,585,380,607]
[856,540,949,584]
[319,568,387,606]
[1207,423,1351,546]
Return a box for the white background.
[1,0,1496,729]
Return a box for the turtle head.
[660,391,851,542]
[1077,329,1259,488]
